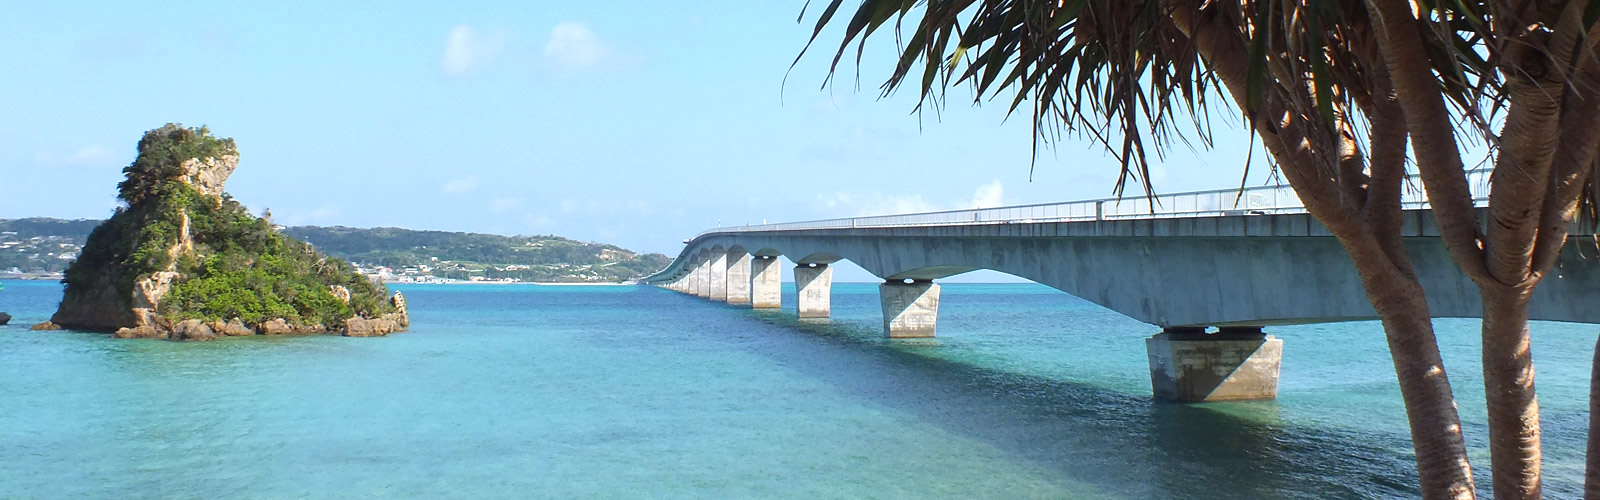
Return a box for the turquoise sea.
[1,279,1596,498]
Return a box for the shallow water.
[1,279,1595,498]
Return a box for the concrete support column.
[750,256,782,309]
[725,252,752,306]
[793,263,833,319]
[1146,326,1282,402]
[694,260,710,298]
[879,280,940,338]
[708,252,728,302]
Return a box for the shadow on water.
[670,294,1420,499]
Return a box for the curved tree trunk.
[1588,334,1600,499]
[1163,3,1478,496]
[1480,286,1541,498]
[1352,246,1479,500]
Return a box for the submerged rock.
[114,325,166,339]
[30,321,61,331]
[344,317,401,337]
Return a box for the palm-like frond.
[793,0,1530,208]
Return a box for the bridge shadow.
[693,300,1420,499]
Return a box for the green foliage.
[158,185,388,326]
[62,123,391,327]
[118,124,236,205]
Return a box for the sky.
[0,1,1280,280]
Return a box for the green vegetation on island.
[45,124,405,339]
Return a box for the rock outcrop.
[0,312,9,326]
[30,321,61,331]
[44,124,411,341]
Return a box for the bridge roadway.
[642,181,1600,402]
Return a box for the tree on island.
[796,2,1600,498]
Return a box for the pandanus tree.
[795,1,1600,498]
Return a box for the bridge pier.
[725,252,752,306]
[708,252,728,302]
[751,256,781,309]
[879,280,939,338]
[693,260,709,298]
[1146,326,1282,402]
[793,263,832,319]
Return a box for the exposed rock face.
[0,312,9,326]
[344,317,400,337]
[49,267,139,332]
[114,325,166,339]
[30,321,61,331]
[259,318,292,335]
[329,285,351,304]
[171,319,216,341]
[386,292,410,327]
[211,319,254,337]
[180,156,239,197]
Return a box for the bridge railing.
[694,168,1492,238]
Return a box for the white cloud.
[543,22,608,70]
[442,25,505,76]
[967,180,1003,209]
[489,197,523,213]
[442,176,480,194]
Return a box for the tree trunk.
[1587,333,1600,499]
[1165,4,1478,496]
[1352,250,1479,500]
[1480,286,1542,499]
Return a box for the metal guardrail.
[692,168,1493,239]
[647,169,1496,282]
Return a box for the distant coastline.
[0,273,63,281]
[384,279,635,286]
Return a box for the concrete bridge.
[644,174,1600,402]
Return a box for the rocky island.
[35,124,407,340]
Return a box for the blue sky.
[1,1,1274,272]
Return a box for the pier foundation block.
[708,252,728,302]
[687,262,703,296]
[793,263,832,319]
[879,280,939,338]
[725,252,751,306]
[695,260,711,298]
[1146,327,1282,402]
[751,256,782,309]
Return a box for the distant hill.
[0,218,99,274]
[0,218,671,283]
[282,226,671,282]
